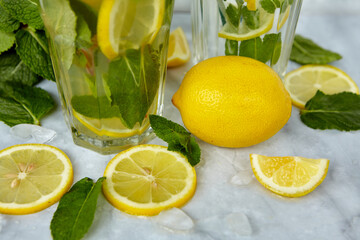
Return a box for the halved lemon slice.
[218,9,274,41]
[0,144,73,214]
[167,27,191,68]
[284,65,359,108]
[250,154,329,197]
[245,0,257,11]
[97,0,165,60]
[102,145,196,216]
[73,111,150,138]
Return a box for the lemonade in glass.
[39,0,174,154]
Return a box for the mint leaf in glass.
[0,49,41,86]
[225,39,239,56]
[300,91,360,131]
[0,4,20,33]
[15,28,55,80]
[290,34,342,65]
[2,0,44,30]
[260,0,281,14]
[51,177,105,240]
[0,30,15,54]
[106,45,160,129]
[242,6,260,30]
[0,82,55,126]
[149,115,201,166]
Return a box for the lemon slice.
[218,9,274,41]
[102,145,196,216]
[73,111,149,138]
[250,154,329,197]
[284,65,359,108]
[245,0,257,11]
[97,0,164,60]
[0,144,73,214]
[277,5,290,31]
[167,27,191,68]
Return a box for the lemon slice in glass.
[102,145,197,216]
[167,27,191,68]
[97,0,165,60]
[218,9,274,41]
[245,0,257,11]
[250,154,329,197]
[0,144,73,214]
[284,65,359,108]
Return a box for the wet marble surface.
[0,2,359,240]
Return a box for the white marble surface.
[1,3,360,240]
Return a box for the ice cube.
[10,124,56,143]
[152,208,194,232]
[230,171,254,186]
[226,212,252,236]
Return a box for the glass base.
[71,127,156,155]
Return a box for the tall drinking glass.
[191,0,302,79]
[39,0,174,154]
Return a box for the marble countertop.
[1,4,360,240]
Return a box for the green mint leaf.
[51,177,105,240]
[75,16,92,49]
[106,45,160,128]
[149,115,201,166]
[0,82,55,126]
[242,6,260,30]
[300,91,360,131]
[260,0,281,13]
[71,95,122,119]
[15,28,55,80]
[290,34,342,65]
[40,0,76,70]
[0,30,15,54]
[225,39,239,56]
[70,0,98,35]
[239,37,263,61]
[2,0,44,30]
[225,4,242,27]
[0,49,41,86]
[0,4,20,32]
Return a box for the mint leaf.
[51,177,105,240]
[0,30,15,54]
[242,6,260,29]
[225,39,239,56]
[300,91,360,131]
[260,0,281,13]
[290,35,342,65]
[40,0,76,70]
[0,49,41,86]
[70,0,98,34]
[225,3,242,27]
[149,115,201,166]
[106,45,160,128]
[0,82,55,126]
[15,28,55,80]
[239,37,262,60]
[75,16,92,49]
[0,4,20,32]
[1,0,44,30]
[71,95,121,119]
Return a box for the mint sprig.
[149,115,201,167]
[300,91,360,131]
[51,177,105,240]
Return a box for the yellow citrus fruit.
[167,27,191,68]
[172,56,292,148]
[0,144,73,214]
[250,154,329,197]
[245,0,257,11]
[277,5,290,31]
[284,65,359,108]
[97,0,164,59]
[102,145,196,216]
[218,8,274,41]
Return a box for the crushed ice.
[226,212,253,236]
[10,124,56,143]
[152,208,194,232]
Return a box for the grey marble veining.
[0,5,360,240]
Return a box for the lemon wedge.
[0,144,73,214]
[102,145,196,216]
[167,27,191,68]
[250,154,329,197]
[245,0,257,11]
[284,65,359,108]
[97,0,164,60]
[218,9,274,41]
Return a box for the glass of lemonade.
[191,0,302,79]
[39,0,174,154]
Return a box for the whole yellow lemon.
[172,56,292,148]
